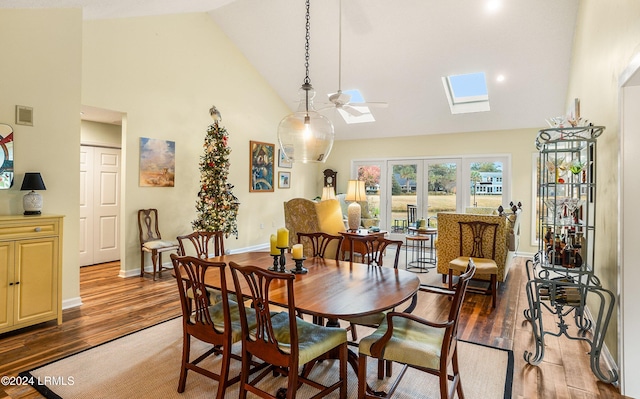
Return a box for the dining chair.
[448,220,499,308]
[341,237,407,339]
[138,208,179,280]
[407,204,418,229]
[171,254,266,399]
[177,231,228,304]
[229,262,348,399]
[296,231,344,260]
[357,259,476,399]
[177,231,225,258]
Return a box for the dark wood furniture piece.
[138,209,179,280]
[358,260,476,399]
[201,251,420,321]
[339,229,387,263]
[176,231,225,259]
[171,255,247,398]
[229,262,348,399]
[323,168,337,193]
[449,221,499,308]
[296,231,344,260]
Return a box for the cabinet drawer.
[0,220,59,240]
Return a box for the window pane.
[469,161,503,209]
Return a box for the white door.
[79,146,121,266]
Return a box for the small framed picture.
[249,141,275,192]
[278,149,292,168]
[278,171,291,189]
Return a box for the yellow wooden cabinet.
[0,215,63,334]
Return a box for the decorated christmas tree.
[192,106,239,238]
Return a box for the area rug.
[21,318,512,398]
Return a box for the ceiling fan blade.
[329,91,351,105]
[349,101,388,108]
[342,105,364,117]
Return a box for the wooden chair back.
[171,254,238,398]
[297,232,344,260]
[177,231,225,259]
[344,236,403,267]
[229,262,298,369]
[458,220,499,261]
[138,208,162,244]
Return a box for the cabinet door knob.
[9,282,13,286]
[34,227,42,232]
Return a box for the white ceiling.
[2,0,579,140]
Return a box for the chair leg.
[452,346,465,399]
[177,334,190,393]
[140,250,145,277]
[358,353,368,399]
[448,269,454,290]
[350,322,358,341]
[491,274,497,308]
[216,346,232,399]
[151,250,158,280]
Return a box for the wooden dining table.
[203,251,420,321]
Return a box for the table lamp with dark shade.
[20,172,46,215]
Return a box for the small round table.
[405,227,437,273]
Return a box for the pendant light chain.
[304,0,311,85]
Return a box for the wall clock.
[323,169,337,193]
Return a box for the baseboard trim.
[62,297,83,310]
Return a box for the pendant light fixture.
[277,0,334,163]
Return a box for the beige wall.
[326,128,539,254]
[565,0,640,364]
[0,9,83,303]
[82,13,319,278]
[81,120,122,148]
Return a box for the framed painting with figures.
[250,141,274,192]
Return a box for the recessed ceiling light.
[496,74,505,82]
[486,0,501,13]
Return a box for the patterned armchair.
[436,209,522,283]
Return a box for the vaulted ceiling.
[2,0,579,140]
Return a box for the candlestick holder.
[291,257,308,274]
[268,254,280,272]
[268,246,290,273]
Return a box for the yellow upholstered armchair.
[283,198,346,258]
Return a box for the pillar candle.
[277,227,289,248]
[270,234,279,255]
[292,243,303,259]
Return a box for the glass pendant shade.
[278,84,334,163]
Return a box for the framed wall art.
[278,171,291,189]
[278,148,292,168]
[249,140,274,192]
[139,137,175,187]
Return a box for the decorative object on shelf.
[249,141,275,192]
[345,180,366,231]
[0,123,14,189]
[20,172,46,215]
[321,186,336,201]
[193,106,240,238]
[524,123,617,385]
[276,0,334,163]
[278,171,291,189]
[323,168,337,191]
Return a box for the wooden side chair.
[138,208,178,280]
[171,255,265,399]
[358,260,476,399]
[296,231,344,260]
[177,231,227,304]
[177,231,225,258]
[229,262,348,399]
[448,220,499,308]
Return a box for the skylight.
[442,72,490,114]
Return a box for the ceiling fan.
[320,0,388,119]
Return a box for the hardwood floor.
[0,257,627,398]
